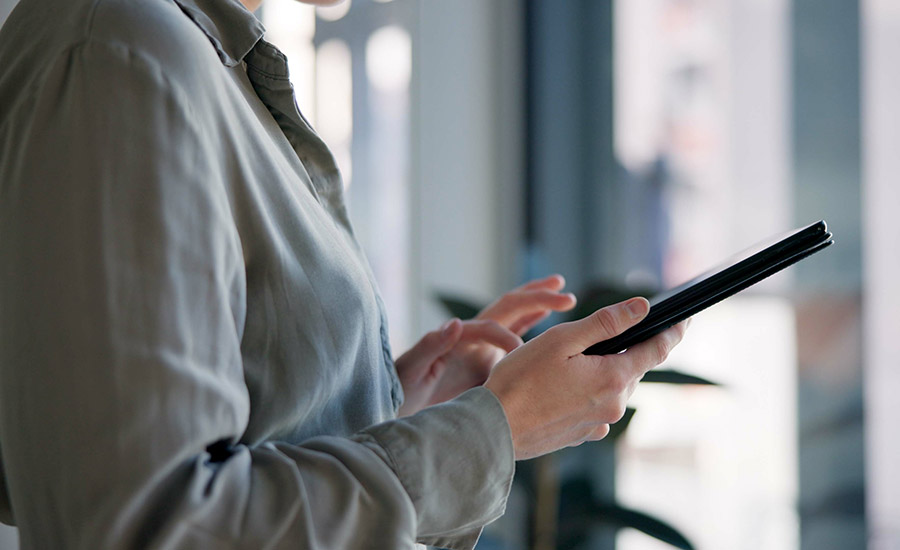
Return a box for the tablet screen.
[584,220,832,355]
[649,221,827,306]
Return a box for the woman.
[0,0,687,547]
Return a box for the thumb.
[557,297,649,354]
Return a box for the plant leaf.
[642,369,720,386]
[434,293,483,320]
[607,407,636,439]
[594,503,695,550]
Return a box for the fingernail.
[441,319,457,336]
[626,299,645,319]
[565,292,576,301]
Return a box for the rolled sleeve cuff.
[354,386,515,550]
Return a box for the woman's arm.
[0,35,686,550]
[0,40,511,549]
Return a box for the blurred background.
[0,0,897,548]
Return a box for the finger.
[457,320,524,353]
[403,319,464,367]
[586,423,611,442]
[567,422,610,448]
[618,320,688,376]
[508,310,551,335]
[517,274,566,292]
[554,297,649,354]
[481,289,577,325]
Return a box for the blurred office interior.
[0,0,896,548]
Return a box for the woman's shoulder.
[0,0,230,98]
[89,0,229,83]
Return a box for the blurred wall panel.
[525,3,617,549]
[414,0,525,332]
[792,1,866,549]
[0,0,14,25]
[525,0,615,293]
[727,0,791,250]
[862,0,900,547]
[0,519,15,547]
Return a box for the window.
[614,0,797,548]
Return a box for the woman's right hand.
[484,297,688,461]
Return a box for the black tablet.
[583,220,834,356]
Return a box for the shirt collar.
[173,0,265,66]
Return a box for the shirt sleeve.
[0,40,514,550]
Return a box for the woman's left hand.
[395,274,577,416]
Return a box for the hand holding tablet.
[584,220,834,356]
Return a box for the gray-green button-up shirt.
[0,0,515,547]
